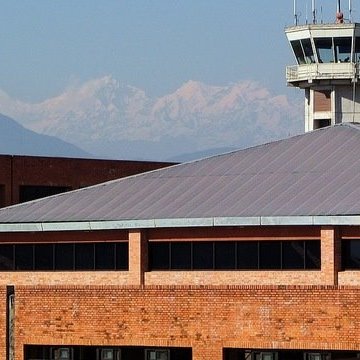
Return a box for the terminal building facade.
[1,2,360,360]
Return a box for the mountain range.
[0,76,304,161]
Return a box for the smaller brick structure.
[0,155,174,207]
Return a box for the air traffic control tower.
[286,0,360,131]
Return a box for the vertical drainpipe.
[6,285,14,360]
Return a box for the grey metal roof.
[1,123,360,230]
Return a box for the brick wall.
[13,285,360,360]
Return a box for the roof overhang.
[1,215,360,232]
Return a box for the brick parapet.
[12,284,360,360]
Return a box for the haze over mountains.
[0,76,303,161]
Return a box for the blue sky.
[0,1,345,102]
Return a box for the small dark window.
[193,242,213,269]
[282,241,305,269]
[259,242,281,269]
[0,245,13,270]
[237,241,258,269]
[215,242,236,269]
[95,243,115,270]
[35,244,54,270]
[75,244,94,270]
[291,40,306,65]
[115,242,128,270]
[305,241,321,269]
[149,242,170,270]
[342,240,360,269]
[0,185,5,208]
[19,185,71,203]
[302,38,315,63]
[15,244,34,270]
[55,244,74,270]
[171,242,191,269]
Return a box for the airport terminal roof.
[1,123,360,231]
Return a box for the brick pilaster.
[128,230,148,285]
[321,226,340,285]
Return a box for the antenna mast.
[349,0,352,22]
[312,0,316,23]
[294,0,298,25]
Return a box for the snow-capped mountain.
[0,76,303,160]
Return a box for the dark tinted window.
[215,242,236,269]
[171,242,191,269]
[282,241,305,269]
[259,242,281,269]
[149,242,170,270]
[0,245,13,270]
[305,241,321,269]
[193,242,213,269]
[55,243,74,270]
[75,244,94,270]
[116,242,129,270]
[291,40,306,64]
[15,244,34,270]
[35,244,54,270]
[237,242,258,269]
[95,243,115,270]
[342,240,360,269]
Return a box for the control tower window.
[355,37,360,62]
[314,38,334,63]
[334,37,351,62]
[291,40,306,64]
[302,39,315,63]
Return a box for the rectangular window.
[75,243,94,270]
[237,241,258,269]
[334,37,352,62]
[259,242,281,269]
[148,240,320,271]
[35,244,54,270]
[314,38,334,63]
[0,185,5,208]
[342,239,360,269]
[15,244,34,270]
[305,241,321,269]
[115,242,129,270]
[282,241,305,269]
[171,242,191,269]
[55,244,74,270]
[0,245,13,270]
[149,242,170,270]
[19,185,71,203]
[95,243,115,270]
[291,40,306,64]
[215,242,236,269]
[193,242,213,269]
[302,38,315,63]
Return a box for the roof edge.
[1,215,360,232]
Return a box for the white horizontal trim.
[1,215,360,232]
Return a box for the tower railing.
[286,63,359,83]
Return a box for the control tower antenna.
[294,0,298,25]
[312,0,316,24]
[349,0,352,22]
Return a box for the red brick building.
[0,125,359,360]
[0,155,174,207]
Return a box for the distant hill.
[0,113,91,158]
